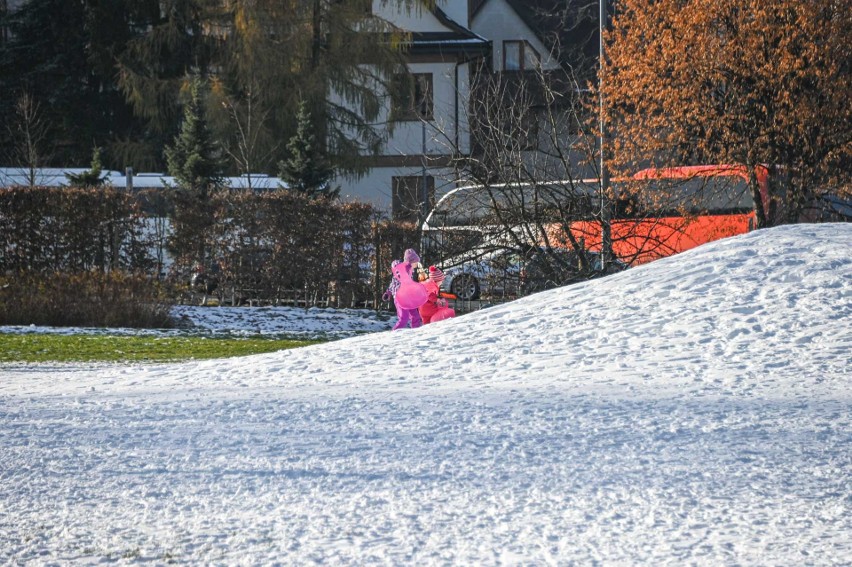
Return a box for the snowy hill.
[1,224,850,564]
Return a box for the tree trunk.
[747,162,768,229]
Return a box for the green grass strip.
[0,333,323,363]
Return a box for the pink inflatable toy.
[429,306,455,323]
[392,261,428,310]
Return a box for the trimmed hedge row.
[0,271,173,328]
[0,185,152,274]
[0,185,419,316]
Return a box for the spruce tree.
[165,75,224,193]
[66,147,107,189]
[279,100,338,199]
[164,75,224,269]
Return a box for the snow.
[3,305,393,340]
[1,224,850,565]
[0,167,286,190]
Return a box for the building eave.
[407,32,491,57]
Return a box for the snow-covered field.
[2,304,394,340]
[1,224,850,565]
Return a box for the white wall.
[380,61,469,155]
[337,57,471,215]
[337,165,462,211]
[436,0,468,27]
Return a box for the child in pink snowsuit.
[382,254,423,330]
[419,266,456,324]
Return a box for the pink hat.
[429,265,445,284]
[404,248,420,263]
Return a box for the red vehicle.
[563,164,772,265]
[422,165,774,284]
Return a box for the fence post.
[373,221,382,310]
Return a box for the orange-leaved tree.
[601,0,851,227]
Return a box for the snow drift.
[1,224,850,565]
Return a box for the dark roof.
[406,5,490,57]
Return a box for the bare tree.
[428,63,613,279]
[212,78,279,188]
[5,92,52,188]
[428,61,754,293]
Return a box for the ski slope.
[1,224,850,564]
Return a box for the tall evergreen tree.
[165,75,224,192]
[286,0,413,174]
[117,1,212,131]
[279,100,338,199]
[164,74,224,267]
[0,0,147,167]
[0,0,86,164]
[119,0,419,176]
[0,0,423,172]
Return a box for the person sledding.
[418,266,456,324]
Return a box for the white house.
[338,0,570,221]
[335,1,489,222]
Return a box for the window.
[392,175,434,222]
[503,40,540,72]
[391,73,433,121]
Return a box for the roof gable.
[376,1,489,56]
[472,0,553,47]
[471,0,560,71]
[472,0,601,78]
